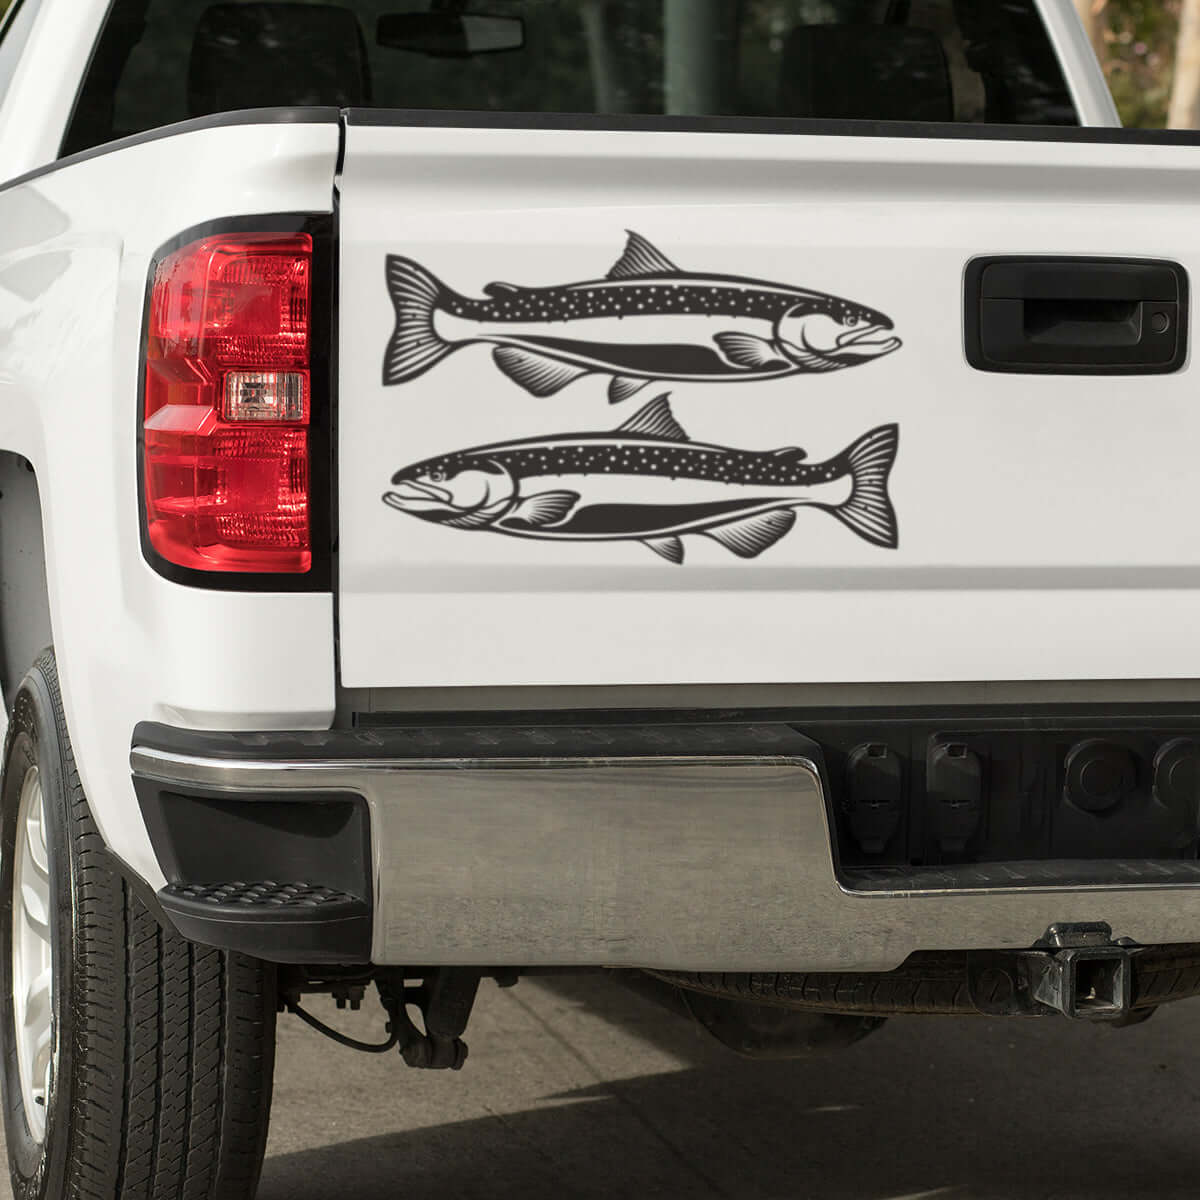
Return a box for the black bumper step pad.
[159,881,370,964]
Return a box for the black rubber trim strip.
[0,107,340,196]
[844,860,1200,892]
[131,720,818,762]
[135,705,1200,764]
[343,106,1200,146]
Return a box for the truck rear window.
[64,0,1078,156]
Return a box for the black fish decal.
[382,396,899,563]
[383,232,902,403]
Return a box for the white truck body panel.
[0,0,1186,931]
[337,121,1200,689]
[0,119,342,886]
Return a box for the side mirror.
[377,11,525,58]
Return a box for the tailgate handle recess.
[965,257,1188,375]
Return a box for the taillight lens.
[143,232,313,573]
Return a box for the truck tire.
[0,650,276,1200]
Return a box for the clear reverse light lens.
[224,370,307,422]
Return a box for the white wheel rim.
[12,766,54,1142]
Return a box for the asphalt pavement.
[5,973,1199,1198]
[260,974,1200,1200]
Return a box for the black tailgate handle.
[965,257,1188,375]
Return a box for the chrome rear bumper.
[130,723,1200,972]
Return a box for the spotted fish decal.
[384,232,902,403]
[382,396,898,563]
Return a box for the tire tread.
[5,651,275,1200]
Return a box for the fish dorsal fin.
[508,490,579,528]
[607,231,680,280]
[485,282,520,297]
[704,509,797,560]
[616,395,689,442]
[772,446,808,462]
[493,346,590,397]
[713,332,790,371]
[642,537,684,565]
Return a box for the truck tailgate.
[336,117,1200,689]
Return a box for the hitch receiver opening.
[1032,946,1134,1021]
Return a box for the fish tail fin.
[383,256,459,385]
[828,424,899,549]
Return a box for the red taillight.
[143,232,313,573]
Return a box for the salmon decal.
[383,232,902,403]
[382,396,899,563]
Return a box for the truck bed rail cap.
[0,107,342,196]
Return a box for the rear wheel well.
[0,453,51,710]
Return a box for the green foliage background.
[0,0,1180,127]
[1093,1,1181,125]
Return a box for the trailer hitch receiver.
[1029,923,1137,1021]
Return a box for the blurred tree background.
[1075,0,1198,126]
[1,0,1196,127]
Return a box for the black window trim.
[0,0,23,39]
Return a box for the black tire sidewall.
[1,663,77,1198]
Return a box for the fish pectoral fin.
[642,537,685,565]
[615,394,689,441]
[484,282,521,296]
[703,509,798,560]
[608,376,653,405]
[607,231,681,280]
[493,347,590,397]
[508,490,580,528]
[712,332,791,371]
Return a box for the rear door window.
[63,0,1079,156]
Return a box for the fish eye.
[428,469,446,483]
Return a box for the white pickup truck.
[3,0,1199,1195]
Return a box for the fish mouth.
[383,479,453,510]
[835,323,901,354]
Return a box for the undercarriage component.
[377,969,482,1070]
[618,970,884,1057]
[280,967,482,1067]
[280,967,398,1052]
[649,928,1200,1022]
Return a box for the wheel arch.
[0,452,51,713]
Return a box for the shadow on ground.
[257,973,1200,1200]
